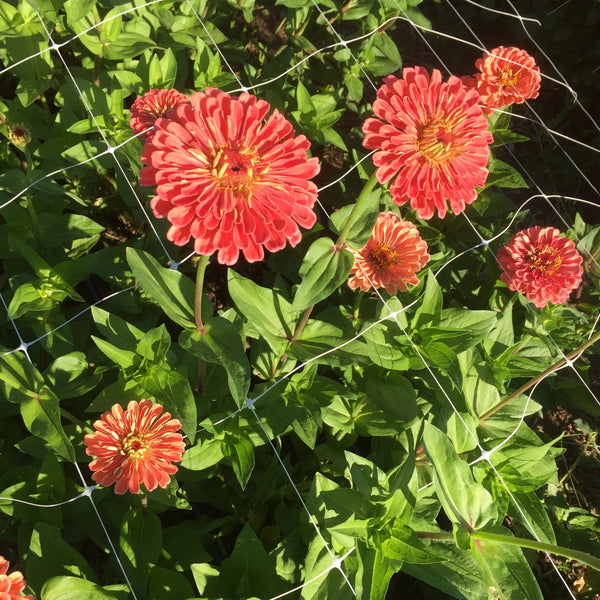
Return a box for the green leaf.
[228,269,296,353]
[292,238,354,311]
[329,189,380,249]
[126,248,196,329]
[148,565,195,600]
[223,427,255,489]
[119,507,162,592]
[181,436,224,471]
[41,576,118,600]
[136,324,171,364]
[92,336,138,371]
[412,270,442,329]
[27,522,95,591]
[485,157,528,189]
[382,522,446,565]
[364,371,418,423]
[134,363,197,443]
[471,526,543,600]
[64,0,96,24]
[423,423,498,531]
[179,316,250,409]
[0,349,45,399]
[218,523,286,599]
[21,386,75,462]
[508,491,556,545]
[91,306,144,349]
[354,543,397,600]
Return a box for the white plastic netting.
[0,1,599,598]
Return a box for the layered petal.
[84,399,186,495]
[139,88,320,264]
[129,88,189,138]
[348,211,430,294]
[363,67,493,220]
[497,226,583,308]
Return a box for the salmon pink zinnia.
[497,226,583,308]
[348,211,430,294]
[0,556,33,600]
[362,67,493,220]
[129,88,189,138]
[139,88,320,265]
[84,399,186,495]
[467,46,541,115]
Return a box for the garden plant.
[0,0,599,599]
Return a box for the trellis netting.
[0,0,599,599]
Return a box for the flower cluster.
[462,46,541,115]
[496,226,583,308]
[0,556,33,600]
[137,88,320,265]
[348,211,430,295]
[362,67,493,220]
[84,399,185,495]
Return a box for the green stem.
[479,329,600,425]
[415,530,600,572]
[194,255,210,335]
[473,530,600,572]
[334,170,378,250]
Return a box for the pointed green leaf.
[471,526,543,600]
[292,238,354,311]
[179,316,250,409]
[423,423,497,531]
[41,576,118,600]
[126,248,196,329]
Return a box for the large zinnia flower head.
[348,211,430,294]
[362,67,493,220]
[497,225,583,308]
[0,556,33,600]
[130,88,189,138]
[469,46,541,114]
[139,88,320,265]
[84,399,186,495]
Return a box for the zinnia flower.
[348,211,430,294]
[139,88,320,265]
[362,67,493,220]
[497,226,583,308]
[0,556,33,600]
[129,88,189,138]
[84,399,186,495]
[466,46,541,114]
[8,123,31,147]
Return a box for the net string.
[0,2,596,596]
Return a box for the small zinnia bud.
[8,123,31,147]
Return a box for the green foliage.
[0,1,598,599]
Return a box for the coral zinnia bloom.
[139,88,320,265]
[497,226,583,308]
[362,67,493,220]
[0,556,33,600]
[467,46,541,114]
[84,400,186,495]
[129,88,189,138]
[348,211,430,294]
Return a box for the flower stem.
[194,255,210,335]
[479,329,600,425]
[415,529,600,572]
[334,170,379,250]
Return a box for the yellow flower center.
[496,66,518,88]
[527,244,561,275]
[417,120,455,164]
[211,147,262,195]
[122,433,149,459]
[371,242,398,270]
